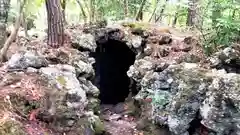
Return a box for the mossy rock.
[121,22,151,35]
[9,94,41,116]
[122,22,150,29]
[56,75,67,86]
[0,120,26,135]
[74,116,104,135]
[88,115,105,134]
[86,98,100,114]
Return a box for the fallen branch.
[0,0,26,62]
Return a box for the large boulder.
[129,61,240,135]
[7,50,48,70]
[38,64,103,134]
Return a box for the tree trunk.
[76,0,87,23]
[135,0,147,21]
[45,0,64,48]
[148,0,159,22]
[0,0,11,50]
[148,6,157,22]
[61,0,67,24]
[186,0,200,27]
[172,0,180,27]
[123,0,128,18]
[21,12,29,38]
[89,0,95,24]
[156,0,169,22]
[0,0,25,62]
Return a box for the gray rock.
[39,64,87,114]
[26,67,38,73]
[200,71,240,135]
[128,60,240,135]
[78,77,100,97]
[7,50,48,70]
[71,32,97,52]
[131,35,142,48]
[38,64,104,134]
[209,46,240,73]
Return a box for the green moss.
[121,22,150,30]
[0,120,26,135]
[87,115,105,134]
[56,76,67,86]
[9,94,40,115]
[92,117,104,134]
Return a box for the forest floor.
[100,104,143,135]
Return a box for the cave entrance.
[93,39,136,105]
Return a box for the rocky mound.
[1,21,240,135]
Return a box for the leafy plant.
[202,16,240,55]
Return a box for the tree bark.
[135,0,147,21]
[45,0,64,48]
[0,0,11,50]
[0,0,25,62]
[186,0,200,27]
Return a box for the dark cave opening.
[93,39,136,104]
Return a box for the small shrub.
[203,17,240,55]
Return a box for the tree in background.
[0,0,26,62]
[0,0,239,57]
[186,0,200,27]
[45,0,64,48]
[61,0,67,24]
[0,0,11,50]
[123,0,129,18]
[135,0,147,20]
[156,0,169,22]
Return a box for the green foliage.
[201,0,240,55]
[215,17,240,45]
[6,0,240,55]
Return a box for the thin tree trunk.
[76,0,87,23]
[155,0,169,22]
[0,0,26,62]
[172,13,178,27]
[149,0,157,22]
[45,0,64,48]
[89,0,95,23]
[21,12,29,38]
[61,0,67,24]
[148,7,157,22]
[124,0,128,18]
[82,0,90,15]
[135,0,147,21]
[0,0,11,50]
[186,0,200,27]
[172,0,180,27]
